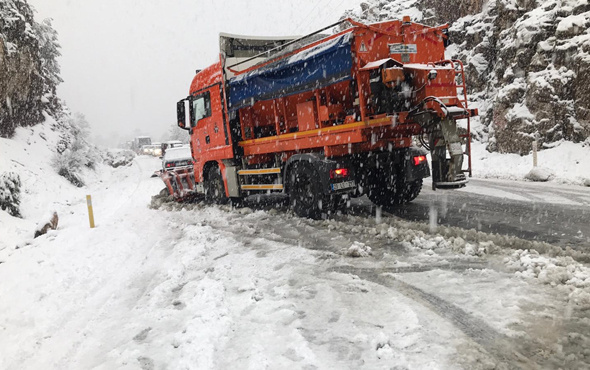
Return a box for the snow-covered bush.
[0,172,22,217]
[52,113,101,187]
[52,148,85,187]
[103,149,135,168]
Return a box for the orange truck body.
[165,17,477,217]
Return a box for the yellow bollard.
[86,195,95,228]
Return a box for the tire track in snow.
[195,207,541,367]
[333,266,541,369]
[96,157,151,220]
[330,262,489,275]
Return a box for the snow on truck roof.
[403,63,454,70]
[219,32,300,46]
[220,33,299,78]
[360,58,403,70]
[220,31,329,79]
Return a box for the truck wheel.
[401,179,423,203]
[205,166,228,204]
[367,179,422,207]
[288,162,324,219]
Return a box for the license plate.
[331,180,355,191]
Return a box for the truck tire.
[205,166,228,204]
[400,179,423,203]
[367,179,423,207]
[288,162,324,219]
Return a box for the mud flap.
[430,118,467,189]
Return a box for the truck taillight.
[413,155,427,166]
[166,163,172,168]
[330,168,349,178]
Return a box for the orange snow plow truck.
[162,17,477,218]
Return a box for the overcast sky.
[28,0,362,145]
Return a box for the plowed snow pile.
[506,249,590,308]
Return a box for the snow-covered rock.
[345,241,372,257]
[0,0,63,138]
[33,210,58,238]
[556,14,588,36]
[525,166,554,182]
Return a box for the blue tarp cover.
[227,33,353,110]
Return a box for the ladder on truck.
[159,166,285,200]
[238,167,283,192]
[449,59,473,178]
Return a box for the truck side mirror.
[177,100,189,130]
[442,27,451,47]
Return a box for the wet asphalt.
[359,178,590,249]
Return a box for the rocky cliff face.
[0,0,62,138]
[342,0,590,154]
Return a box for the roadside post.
[86,195,95,228]
[532,140,538,167]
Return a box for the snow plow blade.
[157,168,198,201]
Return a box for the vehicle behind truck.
[161,17,477,218]
[132,136,152,154]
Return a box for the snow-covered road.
[1,156,590,369]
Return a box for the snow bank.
[470,141,590,186]
[345,241,372,257]
[505,249,590,309]
[0,209,31,254]
[525,167,554,182]
[322,212,587,262]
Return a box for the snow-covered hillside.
[0,0,63,138]
[0,118,99,249]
